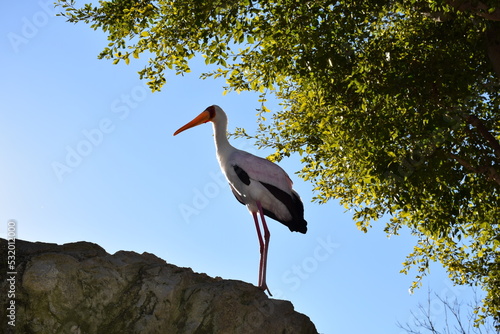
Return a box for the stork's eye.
[206,105,216,119]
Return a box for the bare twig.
[397,289,497,334]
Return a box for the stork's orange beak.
[173,110,212,136]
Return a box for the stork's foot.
[258,284,273,297]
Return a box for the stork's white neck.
[212,114,234,156]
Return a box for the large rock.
[0,238,318,334]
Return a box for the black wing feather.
[260,182,307,234]
[233,165,250,185]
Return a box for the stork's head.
[173,105,226,136]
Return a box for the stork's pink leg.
[256,201,272,296]
[252,211,264,289]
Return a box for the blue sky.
[1,2,481,333]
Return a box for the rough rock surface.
[0,238,318,334]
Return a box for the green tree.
[56,0,500,325]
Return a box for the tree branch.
[486,22,500,78]
[448,153,500,186]
[446,2,500,77]
[446,1,500,21]
[466,114,500,160]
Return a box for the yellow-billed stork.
[173,105,307,295]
